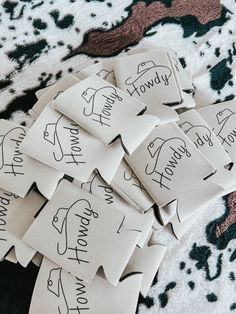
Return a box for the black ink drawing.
[52,199,98,257]
[0,127,26,176]
[0,191,19,242]
[145,136,191,190]
[53,90,64,100]
[124,60,172,98]
[216,109,234,125]
[214,108,236,150]
[47,267,89,314]
[80,172,99,194]
[43,116,85,166]
[81,171,115,205]
[47,268,71,314]
[179,121,213,148]
[96,69,115,82]
[123,168,145,191]
[47,267,66,314]
[81,85,122,127]
[52,205,70,255]
[44,115,64,162]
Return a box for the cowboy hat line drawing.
[80,171,99,194]
[52,199,92,256]
[43,115,64,162]
[96,69,115,81]
[124,60,172,86]
[52,206,70,256]
[0,127,26,171]
[47,267,70,314]
[179,121,212,137]
[123,167,145,191]
[145,137,166,176]
[81,85,119,117]
[145,136,187,176]
[215,108,236,136]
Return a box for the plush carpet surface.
[0,0,236,313]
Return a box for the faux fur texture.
[0,1,236,313]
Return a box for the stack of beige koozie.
[1,45,236,314]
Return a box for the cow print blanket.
[0,0,236,313]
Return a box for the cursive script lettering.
[91,91,122,127]
[0,192,18,242]
[193,132,213,149]
[98,184,114,204]
[68,202,98,265]
[146,143,191,191]
[2,129,26,176]
[63,124,86,166]
[218,127,236,151]
[126,71,170,98]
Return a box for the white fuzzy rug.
[1,0,236,313]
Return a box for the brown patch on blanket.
[63,0,222,60]
[216,192,236,237]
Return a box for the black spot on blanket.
[0,79,13,90]
[158,282,177,308]
[230,303,236,311]
[189,243,223,281]
[206,293,218,302]
[7,39,48,68]
[0,73,52,119]
[188,281,195,290]
[2,0,25,20]
[33,18,47,30]
[137,294,154,310]
[49,10,74,29]
[210,58,233,91]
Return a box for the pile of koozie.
[1,45,236,314]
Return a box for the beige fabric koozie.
[52,75,159,155]
[113,50,180,124]
[23,180,141,285]
[125,122,236,223]
[29,257,142,314]
[75,60,117,85]
[123,231,167,296]
[179,109,232,169]
[128,45,194,93]
[0,119,63,198]
[20,104,125,184]
[198,100,236,167]
[73,171,154,248]
[0,188,45,266]
[111,160,154,213]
